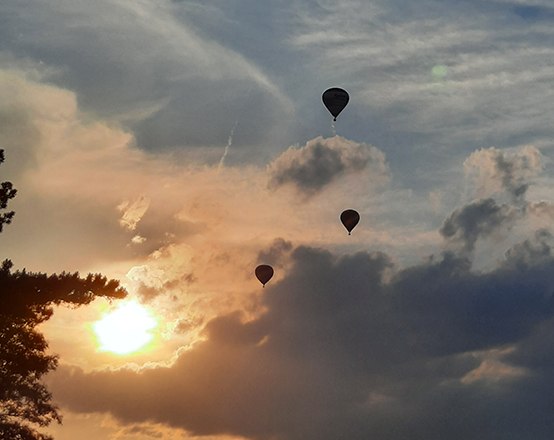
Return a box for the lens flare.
[432,64,448,80]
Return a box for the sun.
[93,300,158,355]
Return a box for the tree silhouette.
[0,149,16,233]
[0,150,127,439]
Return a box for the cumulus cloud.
[440,198,518,252]
[438,145,553,258]
[268,136,388,196]
[48,241,554,440]
[503,229,554,270]
[464,146,543,203]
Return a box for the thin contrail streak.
[218,119,239,171]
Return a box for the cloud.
[0,70,412,366]
[0,68,199,272]
[440,198,518,252]
[0,69,307,277]
[503,228,553,269]
[256,238,293,267]
[4,5,554,437]
[48,237,554,440]
[114,424,164,439]
[0,0,294,153]
[0,69,76,180]
[118,196,150,231]
[528,201,554,228]
[4,0,554,191]
[511,4,554,21]
[43,411,197,440]
[283,0,554,195]
[268,136,388,196]
[464,146,543,203]
[128,247,196,303]
[438,144,553,259]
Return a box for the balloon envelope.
[322,88,349,121]
[340,209,360,235]
[255,265,274,287]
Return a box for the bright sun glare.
[93,301,157,355]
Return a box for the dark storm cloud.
[440,198,517,252]
[49,238,554,440]
[268,136,388,196]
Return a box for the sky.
[2,0,554,439]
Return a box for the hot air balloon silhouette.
[322,87,349,121]
[255,264,274,287]
[340,209,360,235]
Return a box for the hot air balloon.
[255,264,274,287]
[322,87,349,121]
[340,209,360,235]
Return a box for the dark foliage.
[0,149,127,439]
[0,149,17,232]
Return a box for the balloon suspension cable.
[331,120,336,137]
